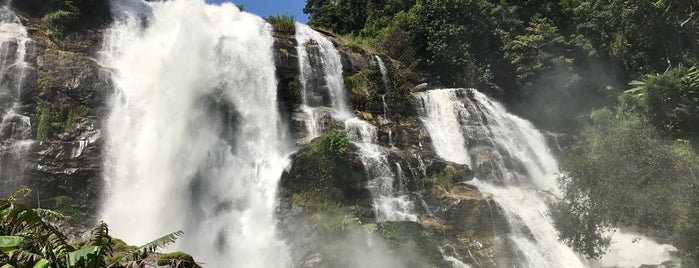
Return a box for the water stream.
[0,2,33,197]
[416,88,675,267]
[100,1,291,266]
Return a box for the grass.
[268,13,296,36]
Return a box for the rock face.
[272,29,506,267]
[0,2,111,225]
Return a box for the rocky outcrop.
[0,3,112,225]
[269,26,510,267]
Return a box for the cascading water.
[417,88,579,267]
[294,23,351,140]
[0,2,33,196]
[345,118,417,222]
[294,24,416,222]
[374,55,391,93]
[417,88,582,267]
[417,88,676,267]
[100,1,291,266]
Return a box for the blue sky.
[206,0,309,23]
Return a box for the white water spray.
[374,55,390,93]
[417,88,676,267]
[0,2,33,195]
[345,118,417,222]
[100,1,290,266]
[417,88,584,267]
[295,23,351,139]
[294,24,416,222]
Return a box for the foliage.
[40,1,80,38]
[310,130,351,157]
[623,65,699,138]
[303,0,697,133]
[0,192,187,268]
[36,101,65,141]
[673,186,699,263]
[304,0,368,34]
[505,18,572,85]
[348,69,383,110]
[36,101,90,141]
[268,14,296,35]
[414,0,516,87]
[52,196,89,226]
[554,108,699,258]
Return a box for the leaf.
[32,259,49,268]
[110,230,183,265]
[0,199,74,260]
[33,208,66,222]
[0,236,24,253]
[67,246,102,268]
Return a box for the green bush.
[36,101,65,141]
[554,108,699,258]
[348,69,382,110]
[40,8,79,38]
[268,14,295,35]
[36,101,90,141]
[624,65,699,138]
[309,130,350,157]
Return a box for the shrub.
[36,101,65,141]
[40,7,79,38]
[268,14,295,35]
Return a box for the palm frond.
[110,230,183,265]
[33,209,66,223]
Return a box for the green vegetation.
[304,0,697,131]
[553,75,699,261]
[1,191,191,267]
[348,69,383,110]
[157,252,200,268]
[268,14,296,35]
[309,129,351,157]
[36,101,90,141]
[37,76,54,94]
[430,164,469,191]
[41,8,79,38]
[623,65,699,138]
[39,0,111,39]
[52,196,89,226]
[36,101,65,141]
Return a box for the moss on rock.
[157,251,200,268]
[281,130,369,209]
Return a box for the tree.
[304,0,368,34]
[554,108,699,258]
[505,17,572,85]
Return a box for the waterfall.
[381,95,394,147]
[294,23,351,140]
[417,88,584,267]
[0,3,33,196]
[374,55,391,93]
[417,88,677,267]
[100,1,291,267]
[345,118,417,222]
[294,24,416,222]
